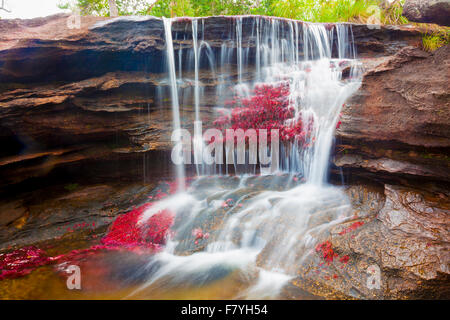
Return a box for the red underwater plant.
[0,202,175,281]
[0,246,58,280]
[0,177,191,281]
[336,111,344,129]
[315,240,338,265]
[338,221,364,236]
[339,255,350,264]
[212,82,313,144]
[101,203,174,248]
[315,240,353,268]
[192,228,210,245]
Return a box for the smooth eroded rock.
[291,183,450,299]
[403,0,450,26]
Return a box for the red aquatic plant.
[339,255,350,264]
[159,177,192,195]
[0,246,57,280]
[0,202,175,281]
[336,111,344,129]
[338,221,364,236]
[192,228,210,245]
[101,203,174,248]
[212,82,313,144]
[315,240,352,268]
[315,240,338,265]
[0,177,192,281]
[221,198,234,208]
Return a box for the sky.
[0,0,70,19]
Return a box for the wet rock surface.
[290,183,450,299]
[0,14,424,83]
[0,181,159,251]
[0,15,444,189]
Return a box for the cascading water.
[192,19,203,176]
[133,16,362,299]
[163,17,185,191]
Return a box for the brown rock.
[379,185,449,242]
[403,0,450,26]
[335,45,450,183]
[340,45,449,148]
[335,155,449,180]
[291,183,450,299]
[0,15,439,188]
[0,182,158,250]
[0,200,28,227]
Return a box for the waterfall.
[163,17,185,191]
[192,19,200,122]
[236,17,243,85]
[138,16,362,299]
[192,19,203,176]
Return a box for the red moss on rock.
[101,203,174,249]
[315,240,338,265]
[339,255,350,264]
[338,221,364,236]
[0,202,175,281]
[315,240,352,268]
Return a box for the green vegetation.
[64,183,79,192]
[58,0,255,17]
[272,0,377,23]
[58,0,152,16]
[59,0,412,25]
[422,30,450,52]
[270,0,410,24]
[380,0,409,25]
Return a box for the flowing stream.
[132,16,362,299]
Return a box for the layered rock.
[335,45,450,184]
[0,14,438,190]
[0,182,157,250]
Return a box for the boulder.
[291,183,450,299]
[403,0,450,26]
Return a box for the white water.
[163,17,185,191]
[136,16,362,299]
